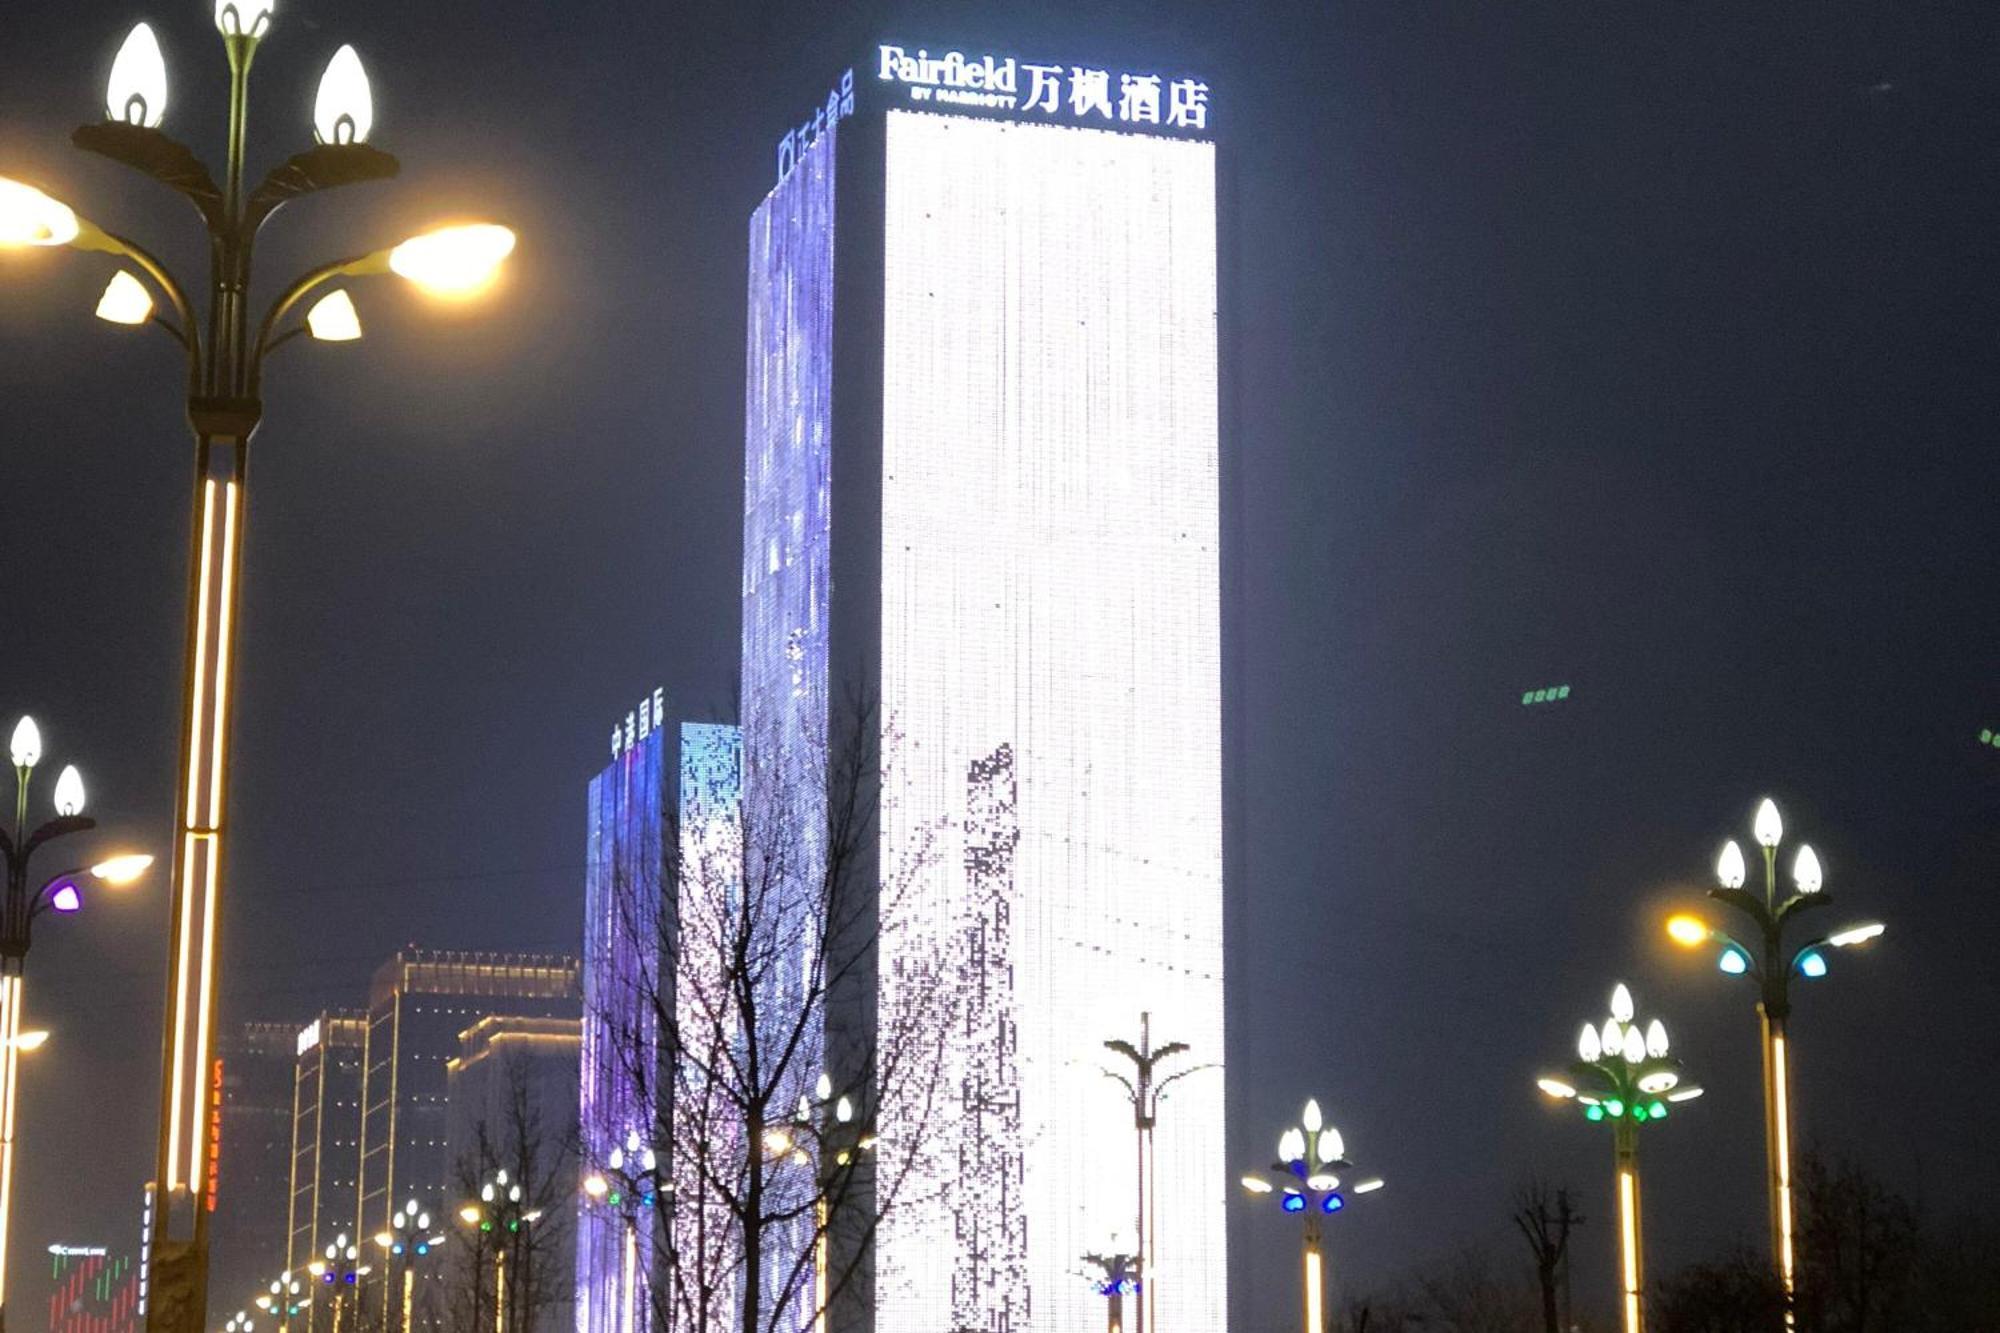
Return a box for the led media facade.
[874,109,1223,1333]
[577,725,665,1333]
[742,76,1222,1331]
[738,126,837,1333]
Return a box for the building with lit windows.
[287,1012,367,1280]
[356,951,580,1250]
[743,42,1224,1332]
[209,1021,299,1314]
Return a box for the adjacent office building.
[209,1021,304,1311]
[357,951,581,1240]
[744,42,1225,1332]
[287,1012,368,1278]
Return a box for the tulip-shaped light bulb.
[1793,844,1823,894]
[1610,983,1634,1023]
[1717,839,1747,889]
[1622,1027,1646,1065]
[1645,1019,1669,1058]
[1301,1099,1323,1133]
[1754,798,1783,848]
[313,46,373,145]
[107,24,169,128]
[9,717,41,769]
[1601,1019,1622,1059]
[1277,1127,1305,1164]
[52,765,85,816]
[214,0,277,39]
[1577,1023,1602,1063]
[1316,1127,1344,1165]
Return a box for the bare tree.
[594,691,954,1333]
[1510,1181,1582,1333]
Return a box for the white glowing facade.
[744,75,1222,1333]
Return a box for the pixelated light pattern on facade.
[945,744,1031,1329]
[874,110,1224,1333]
[669,723,747,1332]
[737,121,837,1332]
[578,725,665,1333]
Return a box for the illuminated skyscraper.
[743,43,1223,1332]
[356,951,580,1254]
[576,707,742,1333]
[287,1013,367,1280]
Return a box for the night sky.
[3,0,1997,1328]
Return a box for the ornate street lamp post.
[0,10,514,1331]
[305,1236,366,1333]
[583,1130,669,1333]
[1537,984,1703,1333]
[1103,1012,1205,1333]
[1665,797,1885,1320]
[0,716,151,1333]
[373,1199,443,1333]
[1239,1100,1386,1333]
[251,1272,305,1333]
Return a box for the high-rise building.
[445,1015,582,1168]
[209,1022,299,1313]
[743,42,1224,1332]
[287,1013,367,1280]
[356,951,580,1245]
[576,707,742,1333]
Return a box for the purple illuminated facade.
[577,714,665,1333]
[733,117,838,1333]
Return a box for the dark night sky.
[3,0,1997,1327]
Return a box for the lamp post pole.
[1665,797,1886,1322]
[0,718,152,1333]
[1537,984,1703,1333]
[0,14,515,1330]
[1103,1013,1203,1333]
[1239,1100,1385,1333]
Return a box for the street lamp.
[0,12,516,1324]
[373,1199,443,1333]
[252,1273,306,1333]
[1103,1012,1208,1333]
[1080,1247,1141,1333]
[1665,797,1884,1319]
[1537,984,1703,1333]
[0,715,152,1333]
[462,1170,540,1333]
[306,1235,366,1333]
[1239,1100,1386,1333]
[582,1129,670,1333]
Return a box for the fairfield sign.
[877,45,1210,131]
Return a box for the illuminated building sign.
[743,59,1224,1333]
[608,686,668,760]
[47,1245,110,1258]
[876,45,1209,129]
[295,1018,321,1057]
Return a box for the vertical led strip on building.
[739,121,837,1333]
[577,720,664,1333]
[162,475,243,1196]
[874,111,1224,1332]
